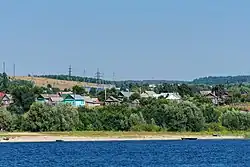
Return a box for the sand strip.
[0,135,245,143]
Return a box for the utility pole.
[3,62,6,74]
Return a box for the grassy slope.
[14,76,98,90]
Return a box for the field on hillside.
[15,76,99,90]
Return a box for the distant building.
[0,93,13,107]
[200,90,229,105]
[140,91,157,98]
[118,91,135,99]
[83,96,102,107]
[166,93,181,100]
[62,94,85,107]
[105,96,121,105]
[149,84,156,90]
[36,93,85,107]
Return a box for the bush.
[130,124,161,132]
[222,110,250,131]
[0,109,13,131]
[205,123,227,132]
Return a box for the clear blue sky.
[1,1,250,81]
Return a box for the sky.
[1,1,250,81]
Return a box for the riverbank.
[0,131,246,142]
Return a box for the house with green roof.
[62,94,85,107]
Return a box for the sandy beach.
[0,133,245,143]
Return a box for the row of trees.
[1,99,249,132]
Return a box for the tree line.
[1,98,249,132]
[0,73,250,132]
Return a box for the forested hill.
[192,76,250,85]
[36,74,250,86]
[36,75,187,86]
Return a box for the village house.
[83,96,101,107]
[0,92,13,107]
[105,96,121,105]
[140,91,181,100]
[166,93,181,100]
[140,91,157,98]
[118,91,135,100]
[36,93,85,107]
[199,90,229,105]
[200,91,218,105]
[61,94,85,107]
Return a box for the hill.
[14,76,113,90]
[193,76,250,85]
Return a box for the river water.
[0,140,249,167]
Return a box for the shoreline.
[0,134,245,143]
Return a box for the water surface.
[0,140,249,167]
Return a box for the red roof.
[0,92,6,98]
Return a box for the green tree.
[0,72,9,92]
[72,85,87,95]
[0,108,13,131]
[23,103,52,132]
[10,86,36,114]
[129,92,141,101]
[89,88,97,96]
[201,104,221,123]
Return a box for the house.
[140,91,157,98]
[200,91,212,96]
[83,96,101,107]
[50,96,64,105]
[145,91,157,97]
[166,93,181,100]
[201,91,218,105]
[0,92,5,99]
[58,91,73,96]
[149,84,156,90]
[105,96,121,105]
[0,94,13,107]
[62,94,85,107]
[200,90,230,105]
[118,91,134,99]
[36,94,60,105]
[153,93,169,99]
